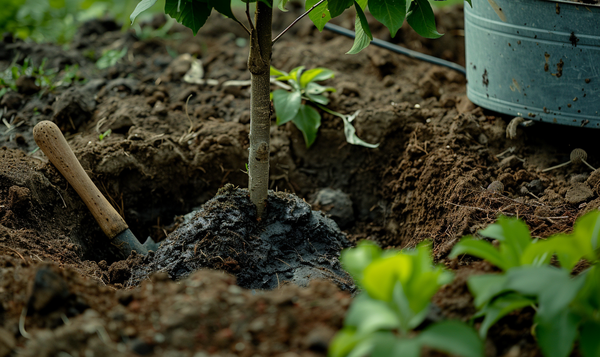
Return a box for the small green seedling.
[96,47,128,70]
[450,212,600,357]
[98,129,112,141]
[271,65,378,148]
[330,241,483,357]
[0,57,83,98]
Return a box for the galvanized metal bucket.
[464,0,600,127]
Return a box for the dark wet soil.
[130,185,353,291]
[1,4,598,356]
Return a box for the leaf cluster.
[271,65,379,149]
[271,66,334,147]
[330,241,483,357]
[132,0,473,54]
[449,212,600,357]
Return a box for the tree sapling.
[130,0,452,217]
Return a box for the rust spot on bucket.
[482,69,489,87]
[552,59,564,78]
[570,32,579,47]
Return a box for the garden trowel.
[33,121,158,259]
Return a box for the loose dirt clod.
[129,185,353,290]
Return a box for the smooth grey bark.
[247,2,273,217]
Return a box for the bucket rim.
[536,0,600,8]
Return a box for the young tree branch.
[235,18,251,35]
[272,0,326,44]
[246,1,255,32]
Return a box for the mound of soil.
[1,3,598,356]
[130,184,353,290]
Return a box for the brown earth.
[0,4,598,357]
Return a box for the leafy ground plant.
[271,65,378,148]
[330,241,483,357]
[449,212,600,357]
[131,0,455,217]
[0,57,83,98]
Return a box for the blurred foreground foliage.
[0,0,165,43]
[3,0,460,44]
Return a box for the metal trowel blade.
[142,237,159,252]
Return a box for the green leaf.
[392,280,422,330]
[505,267,585,320]
[130,0,158,24]
[580,321,600,357]
[371,334,421,357]
[345,293,400,336]
[535,309,580,357]
[406,0,442,39]
[551,235,590,271]
[368,0,409,38]
[570,210,600,255]
[270,66,287,77]
[299,68,335,88]
[208,0,237,19]
[340,240,382,285]
[418,320,484,357]
[347,1,372,54]
[165,0,212,35]
[574,266,600,316]
[272,89,301,125]
[329,328,365,357]
[305,82,336,95]
[305,93,329,105]
[467,274,509,309]
[276,0,289,11]
[520,239,554,267]
[328,0,354,18]
[307,0,331,31]
[449,238,510,271]
[316,107,379,149]
[276,66,304,86]
[292,104,321,148]
[363,253,413,302]
[477,293,535,338]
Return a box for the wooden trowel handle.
[33,121,128,239]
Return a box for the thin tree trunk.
[247,2,273,217]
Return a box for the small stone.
[498,155,522,169]
[570,173,588,184]
[0,91,23,110]
[311,188,354,229]
[478,133,489,145]
[337,81,361,97]
[152,101,168,116]
[526,180,544,195]
[27,267,70,313]
[565,183,594,205]
[16,76,40,95]
[487,181,504,194]
[52,87,96,131]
